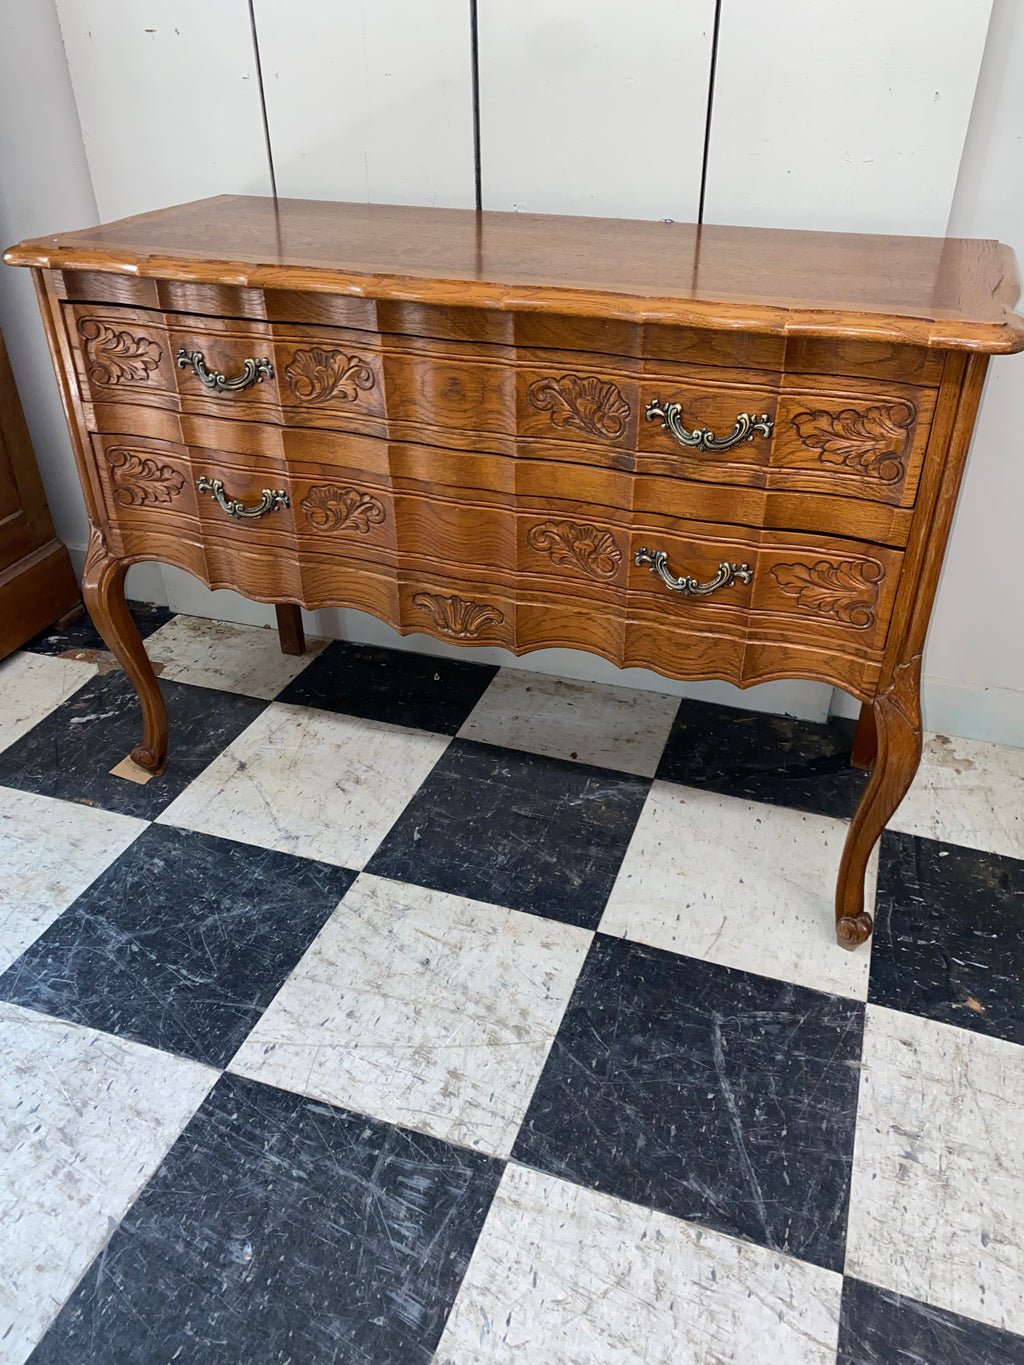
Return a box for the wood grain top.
[7,195,1023,353]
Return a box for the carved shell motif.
[284,348,375,404]
[527,519,622,580]
[526,374,631,440]
[78,318,161,385]
[411,592,504,639]
[301,485,386,534]
[771,559,883,628]
[791,402,915,484]
[104,447,185,507]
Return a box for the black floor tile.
[276,639,498,733]
[28,1074,502,1365]
[365,739,650,929]
[0,825,355,1067]
[838,1277,1024,1364]
[512,934,863,1272]
[22,601,172,656]
[0,669,265,819]
[655,698,869,819]
[869,830,1024,1046]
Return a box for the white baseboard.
[830,678,1024,749]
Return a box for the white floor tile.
[600,783,874,999]
[458,671,680,777]
[434,1163,842,1365]
[0,789,146,973]
[157,703,449,868]
[0,1002,216,1365]
[0,653,95,754]
[846,1005,1024,1335]
[231,874,591,1157]
[889,731,1024,860]
[144,614,328,699]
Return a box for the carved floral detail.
[301,484,386,534]
[78,318,162,385]
[104,447,185,507]
[771,558,883,628]
[527,519,622,580]
[526,373,630,440]
[284,348,375,404]
[411,592,504,639]
[791,402,916,484]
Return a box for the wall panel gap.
[697,0,723,224]
[248,0,278,200]
[470,0,482,210]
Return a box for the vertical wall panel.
[55,0,272,222]
[253,0,475,206]
[703,0,993,235]
[478,0,715,220]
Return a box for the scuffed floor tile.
[846,1005,1024,1334]
[231,873,592,1156]
[435,1163,842,1364]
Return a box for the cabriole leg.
[835,658,922,948]
[81,525,167,774]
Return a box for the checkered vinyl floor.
[2,608,1023,1364]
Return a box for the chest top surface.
[6,195,1023,353]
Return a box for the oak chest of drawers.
[7,196,1023,947]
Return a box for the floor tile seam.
[449,728,665,780]
[878,824,1024,869]
[220,1059,519,1165]
[838,1266,1024,1344]
[648,770,857,820]
[0,988,233,1075]
[501,1153,848,1285]
[445,733,659,787]
[590,927,872,1007]
[146,815,368,876]
[861,999,1024,1058]
[265,695,460,745]
[864,978,1024,1047]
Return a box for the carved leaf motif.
[527,373,631,440]
[411,592,504,639]
[104,447,185,508]
[527,519,622,580]
[284,348,375,404]
[301,484,386,534]
[78,318,161,385]
[791,402,915,483]
[771,558,883,628]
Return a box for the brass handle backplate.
[635,547,753,596]
[176,348,273,393]
[645,399,773,453]
[197,476,289,520]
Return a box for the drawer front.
[67,304,388,437]
[90,429,901,681]
[65,302,934,512]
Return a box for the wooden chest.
[6,196,1023,946]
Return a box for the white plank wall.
[17,0,1016,736]
[703,0,993,234]
[478,0,714,220]
[54,0,272,222]
[253,0,475,207]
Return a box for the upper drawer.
[64,302,935,509]
[65,303,387,436]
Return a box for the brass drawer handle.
[176,348,273,393]
[645,399,773,452]
[635,547,753,596]
[197,476,289,520]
